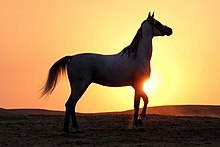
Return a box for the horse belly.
[93,75,132,87]
[92,65,133,87]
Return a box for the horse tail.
[41,56,72,97]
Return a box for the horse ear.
[148,12,151,18]
[152,12,154,18]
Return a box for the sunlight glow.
[143,78,154,94]
[142,72,160,96]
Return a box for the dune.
[121,105,220,118]
[1,105,220,118]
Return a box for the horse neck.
[137,29,153,62]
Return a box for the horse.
[41,12,172,135]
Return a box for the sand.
[0,113,220,147]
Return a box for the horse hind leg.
[140,92,149,119]
[63,80,90,135]
[63,96,72,135]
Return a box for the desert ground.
[0,106,220,146]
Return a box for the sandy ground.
[0,114,220,147]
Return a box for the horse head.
[142,12,173,37]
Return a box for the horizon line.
[1,104,220,114]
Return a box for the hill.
[121,105,220,118]
[1,105,220,118]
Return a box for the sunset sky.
[0,0,220,113]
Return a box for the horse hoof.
[63,131,70,137]
[132,119,144,132]
[137,119,143,127]
[75,128,83,133]
[132,126,145,132]
[75,130,82,133]
[132,126,138,130]
[137,127,145,132]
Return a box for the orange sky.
[0,0,220,113]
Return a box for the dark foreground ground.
[0,114,220,147]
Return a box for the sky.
[0,0,220,113]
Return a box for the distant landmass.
[121,105,220,118]
[0,108,64,116]
[0,105,220,118]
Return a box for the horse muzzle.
[164,26,173,36]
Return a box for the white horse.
[41,12,172,135]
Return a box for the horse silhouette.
[41,12,172,135]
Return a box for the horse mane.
[121,26,143,60]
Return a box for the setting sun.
[143,78,155,94]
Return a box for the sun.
[142,73,159,96]
[143,78,154,93]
